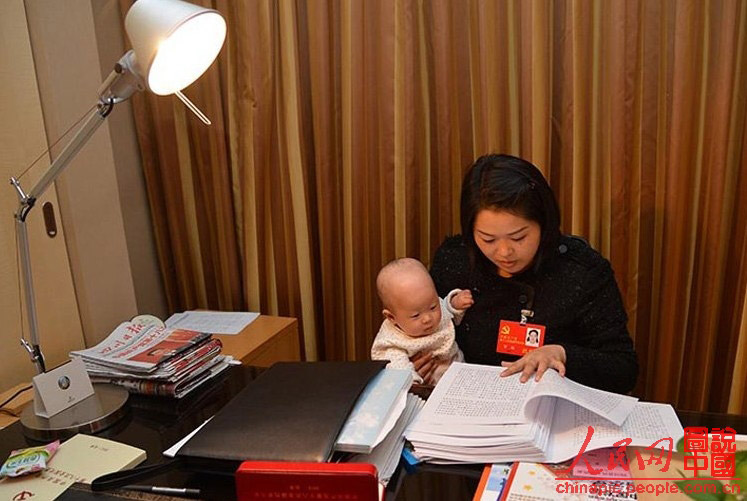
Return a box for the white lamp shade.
[125,0,226,95]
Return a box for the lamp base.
[20,383,129,441]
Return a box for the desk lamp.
[11,0,226,440]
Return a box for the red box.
[236,461,380,501]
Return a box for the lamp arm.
[24,104,111,204]
[11,104,110,374]
[21,50,143,205]
[15,218,45,373]
[11,51,145,374]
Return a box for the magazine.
[498,457,635,501]
[70,322,211,373]
[92,356,235,398]
[83,338,223,380]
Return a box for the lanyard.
[518,284,535,326]
[520,309,534,326]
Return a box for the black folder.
[175,361,385,473]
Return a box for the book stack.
[335,369,413,454]
[405,362,684,465]
[348,393,424,487]
[334,368,425,487]
[70,320,235,398]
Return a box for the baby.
[371,258,473,385]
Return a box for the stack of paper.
[335,369,413,454]
[349,393,425,486]
[405,362,684,464]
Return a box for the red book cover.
[236,461,380,501]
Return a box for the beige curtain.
[123,0,747,413]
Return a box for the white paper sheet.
[165,311,259,335]
[526,369,638,426]
[162,417,213,457]
[373,390,408,447]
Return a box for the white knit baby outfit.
[370,289,466,384]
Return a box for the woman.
[419,154,638,394]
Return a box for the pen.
[125,485,202,498]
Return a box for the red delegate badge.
[496,320,546,356]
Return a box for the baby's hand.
[450,289,474,310]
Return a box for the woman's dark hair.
[460,153,561,273]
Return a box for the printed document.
[417,362,637,426]
[406,362,683,464]
[166,310,259,334]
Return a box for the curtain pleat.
[725,3,747,413]
[124,0,747,412]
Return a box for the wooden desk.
[0,315,301,429]
[0,383,34,429]
[214,315,301,366]
[1,366,746,501]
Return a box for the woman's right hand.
[411,351,436,384]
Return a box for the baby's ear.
[382,309,395,322]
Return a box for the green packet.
[0,440,60,477]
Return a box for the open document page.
[546,400,684,463]
[416,362,536,425]
[525,369,637,426]
[414,362,637,426]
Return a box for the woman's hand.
[411,351,436,384]
[500,344,566,383]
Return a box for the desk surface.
[214,315,299,366]
[0,367,745,501]
[0,315,300,430]
[0,366,258,500]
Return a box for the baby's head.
[377,258,442,338]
